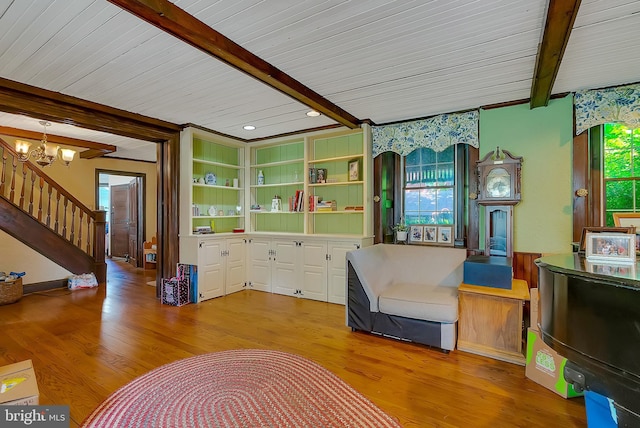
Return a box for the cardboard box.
[530,288,539,331]
[525,328,583,398]
[463,255,513,289]
[0,359,39,405]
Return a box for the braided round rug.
[80,349,402,427]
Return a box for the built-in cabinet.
[179,125,373,304]
[179,236,246,302]
[245,236,368,304]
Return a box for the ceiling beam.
[108,0,361,129]
[530,0,581,108]
[0,77,181,142]
[0,126,117,159]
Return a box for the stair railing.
[0,137,105,273]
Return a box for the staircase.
[0,137,106,286]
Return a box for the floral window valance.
[575,83,640,135]
[372,110,479,157]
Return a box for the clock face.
[486,168,511,198]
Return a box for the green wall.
[479,95,574,254]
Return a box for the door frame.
[95,169,146,266]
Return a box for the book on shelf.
[309,195,319,212]
[290,190,304,212]
[344,206,364,211]
[316,200,337,212]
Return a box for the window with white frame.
[403,145,455,225]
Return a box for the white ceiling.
[0,0,638,162]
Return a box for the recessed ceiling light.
[306,110,321,117]
[243,125,256,131]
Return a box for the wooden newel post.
[93,210,107,284]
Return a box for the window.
[603,123,640,226]
[403,146,455,225]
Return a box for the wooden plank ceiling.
[0,0,638,161]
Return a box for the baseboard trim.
[23,279,67,294]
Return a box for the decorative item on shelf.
[228,209,236,216]
[424,226,437,243]
[208,206,216,216]
[438,226,454,245]
[317,168,327,184]
[309,167,317,184]
[225,179,230,187]
[192,204,200,216]
[348,158,361,181]
[250,204,262,211]
[236,205,242,215]
[271,195,282,212]
[393,220,408,243]
[198,177,205,184]
[218,209,224,216]
[205,172,217,185]
[233,178,239,188]
[409,225,423,243]
[258,170,265,185]
[15,120,75,167]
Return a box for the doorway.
[96,170,146,268]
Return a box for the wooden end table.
[457,279,530,365]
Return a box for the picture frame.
[612,212,640,228]
[437,226,453,245]
[585,232,636,263]
[423,226,437,243]
[409,225,423,242]
[578,226,636,254]
[348,159,361,182]
[316,168,327,184]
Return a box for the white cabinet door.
[247,238,272,292]
[327,241,360,304]
[198,240,224,302]
[300,241,328,301]
[272,240,297,296]
[225,238,246,295]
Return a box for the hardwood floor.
[0,259,587,427]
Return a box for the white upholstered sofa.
[346,244,468,352]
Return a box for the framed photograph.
[585,232,636,263]
[348,159,361,181]
[409,225,423,242]
[437,226,453,245]
[316,168,327,184]
[578,226,635,254]
[423,226,437,243]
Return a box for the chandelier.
[15,121,76,167]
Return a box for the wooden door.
[111,184,130,258]
[127,179,139,267]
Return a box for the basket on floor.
[0,277,23,305]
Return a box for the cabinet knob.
[373,195,381,203]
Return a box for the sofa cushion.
[378,283,458,323]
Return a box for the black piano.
[536,254,640,427]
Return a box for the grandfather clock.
[476,147,522,257]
